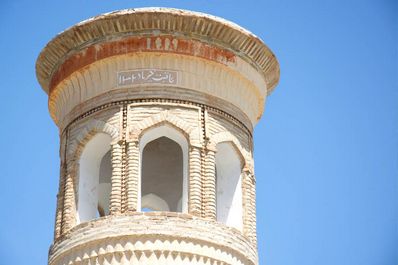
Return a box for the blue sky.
[0,1,396,264]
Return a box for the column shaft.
[126,141,139,212]
[202,149,216,219]
[243,171,257,246]
[54,164,65,239]
[61,162,76,234]
[110,143,123,214]
[189,146,202,215]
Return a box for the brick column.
[189,145,202,215]
[126,141,139,212]
[61,161,76,234]
[109,142,123,214]
[242,168,257,246]
[54,164,65,239]
[202,148,216,219]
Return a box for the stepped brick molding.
[49,214,257,265]
[36,7,279,265]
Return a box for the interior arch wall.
[98,150,112,216]
[215,142,243,231]
[77,133,112,223]
[141,136,183,211]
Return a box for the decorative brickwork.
[54,165,64,239]
[59,89,254,134]
[129,110,200,144]
[126,141,139,212]
[188,146,203,216]
[202,148,216,220]
[110,143,123,214]
[68,119,120,158]
[49,214,257,265]
[242,170,258,246]
[54,132,67,239]
[61,159,76,234]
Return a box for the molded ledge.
[49,213,258,265]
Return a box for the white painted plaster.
[77,133,111,223]
[216,143,243,231]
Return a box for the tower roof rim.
[35,7,280,96]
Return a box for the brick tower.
[36,8,279,265]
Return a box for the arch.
[209,131,247,166]
[129,111,201,146]
[76,133,112,223]
[211,132,255,177]
[67,120,119,224]
[210,131,248,231]
[138,124,189,213]
[68,119,120,160]
[139,123,189,152]
[215,142,243,231]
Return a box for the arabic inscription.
[117,69,178,86]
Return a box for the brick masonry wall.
[53,97,258,265]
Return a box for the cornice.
[36,7,279,96]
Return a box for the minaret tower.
[36,8,279,265]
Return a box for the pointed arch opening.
[139,125,188,213]
[77,133,112,223]
[215,142,243,231]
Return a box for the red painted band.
[49,35,236,95]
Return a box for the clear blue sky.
[0,1,396,264]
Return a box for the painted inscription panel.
[117,69,178,86]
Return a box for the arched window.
[215,142,243,231]
[139,125,188,213]
[77,133,112,223]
